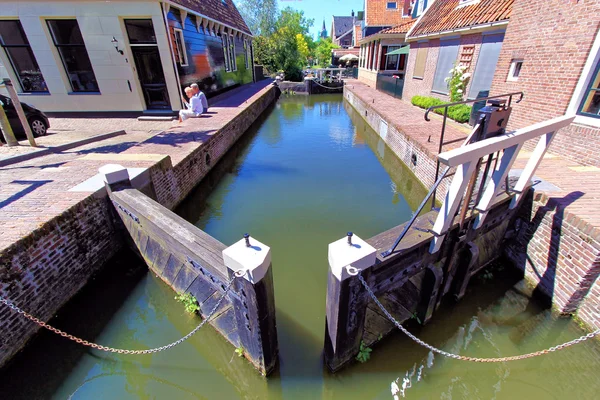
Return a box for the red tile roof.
[409,0,513,37]
[171,0,252,35]
[379,19,416,34]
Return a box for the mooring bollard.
[324,233,376,372]
[223,234,278,375]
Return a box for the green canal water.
[3,95,600,399]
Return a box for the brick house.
[489,0,600,168]
[362,0,414,37]
[357,19,415,87]
[402,0,513,102]
[0,0,254,114]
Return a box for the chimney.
[352,10,355,17]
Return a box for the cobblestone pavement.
[0,79,274,251]
[347,80,600,232]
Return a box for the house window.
[47,19,99,92]
[467,33,504,99]
[124,19,156,44]
[173,28,188,66]
[229,35,237,71]
[387,2,397,9]
[385,46,400,70]
[222,34,230,71]
[244,39,251,69]
[507,59,523,81]
[0,20,48,93]
[432,38,460,94]
[417,0,425,16]
[579,61,600,117]
[413,45,428,79]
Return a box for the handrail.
[381,166,450,258]
[424,91,524,121]
[424,91,524,210]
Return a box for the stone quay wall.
[343,86,450,203]
[0,84,279,368]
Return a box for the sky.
[250,0,366,40]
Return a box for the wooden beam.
[438,115,574,167]
[430,161,478,253]
[474,143,523,228]
[510,131,557,209]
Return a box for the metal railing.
[376,74,405,99]
[424,92,524,209]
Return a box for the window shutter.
[467,33,504,99]
[413,45,428,78]
[432,38,460,94]
[169,27,180,63]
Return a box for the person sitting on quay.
[191,83,209,113]
[179,86,203,122]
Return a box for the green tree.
[236,0,278,35]
[314,37,339,67]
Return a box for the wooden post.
[324,233,376,372]
[223,235,278,376]
[3,79,36,147]
[0,100,18,146]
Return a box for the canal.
[2,94,600,399]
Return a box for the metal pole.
[431,107,448,210]
[3,79,36,147]
[0,101,18,146]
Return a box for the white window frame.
[507,59,523,82]
[222,33,231,72]
[568,29,600,127]
[229,34,237,71]
[384,46,402,71]
[417,0,425,16]
[173,28,188,67]
[387,2,397,10]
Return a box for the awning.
[385,46,410,56]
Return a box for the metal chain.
[0,274,239,355]
[358,273,600,362]
[309,79,345,90]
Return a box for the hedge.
[411,95,472,124]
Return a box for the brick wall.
[0,85,278,368]
[0,195,122,366]
[505,191,600,330]
[366,0,412,27]
[490,0,600,165]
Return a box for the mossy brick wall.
[0,85,278,368]
[344,87,450,202]
[0,195,122,366]
[505,191,600,331]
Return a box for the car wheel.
[29,117,47,137]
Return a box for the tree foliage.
[236,0,278,36]
[314,37,339,67]
[237,3,315,81]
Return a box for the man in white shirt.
[191,83,209,112]
[179,86,203,122]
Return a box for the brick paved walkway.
[346,80,472,156]
[0,79,274,251]
[347,80,600,233]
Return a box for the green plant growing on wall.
[445,63,471,102]
[175,293,199,314]
[355,340,372,363]
[235,346,245,358]
[411,311,422,324]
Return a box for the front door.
[131,47,170,109]
[125,19,170,110]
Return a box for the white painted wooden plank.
[438,115,574,167]
[509,131,557,209]
[429,161,478,253]
[474,143,523,228]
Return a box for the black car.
[0,94,50,139]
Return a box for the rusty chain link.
[0,272,241,355]
[358,273,600,363]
